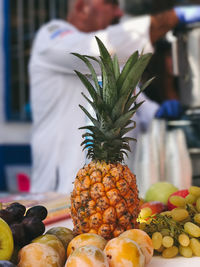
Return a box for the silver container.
[172,23,200,108]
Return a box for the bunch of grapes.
[0,202,47,247]
[140,186,200,258]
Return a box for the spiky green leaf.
[79,104,99,128]
[113,54,120,80]
[117,51,139,90]
[120,124,136,137]
[72,53,101,95]
[125,77,155,112]
[100,58,117,109]
[74,71,97,102]
[95,36,114,72]
[119,53,152,97]
[129,101,145,114]
[111,92,129,120]
[72,37,153,162]
[114,109,136,129]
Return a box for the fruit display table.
[47,218,200,267]
[1,192,200,266]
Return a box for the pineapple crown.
[72,37,153,163]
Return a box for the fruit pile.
[2,185,200,266]
[0,201,154,267]
[18,227,75,267]
[140,185,200,258]
[65,229,153,267]
[0,202,48,266]
[16,227,153,267]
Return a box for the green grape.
[184,222,200,238]
[194,214,200,224]
[179,245,193,258]
[189,238,200,256]
[196,197,200,213]
[185,194,196,205]
[152,232,163,250]
[169,196,185,207]
[189,186,200,197]
[160,211,171,216]
[160,228,170,237]
[178,233,190,247]
[162,246,179,258]
[162,236,174,248]
[171,208,189,222]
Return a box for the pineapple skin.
[71,160,140,240]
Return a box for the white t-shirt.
[29,16,158,194]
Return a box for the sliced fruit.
[65,245,108,267]
[67,233,107,258]
[0,218,14,261]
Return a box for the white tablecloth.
[46,219,200,267]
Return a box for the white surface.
[148,256,200,267]
[47,218,200,267]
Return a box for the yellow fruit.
[189,238,200,256]
[119,229,153,264]
[189,186,200,197]
[151,232,163,250]
[162,246,179,258]
[18,243,61,267]
[71,161,140,240]
[67,233,107,257]
[104,237,145,267]
[32,234,65,265]
[0,218,14,261]
[65,245,108,267]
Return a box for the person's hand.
[155,100,183,120]
[174,5,200,24]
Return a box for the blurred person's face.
[67,0,123,32]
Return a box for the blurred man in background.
[29,0,200,194]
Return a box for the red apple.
[167,189,189,210]
[140,201,167,215]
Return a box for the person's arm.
[150,5,200,44]
[34,17,153,75]
[150,9,179,44]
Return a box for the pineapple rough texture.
[71,37,152,239]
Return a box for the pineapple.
[70,37,152,240]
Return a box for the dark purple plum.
[0,260,17,267]
[6,203,26,222]
[22,217,45,241]
[9,223,26,246]
[25,205,48,221]
[0,210,15,224]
